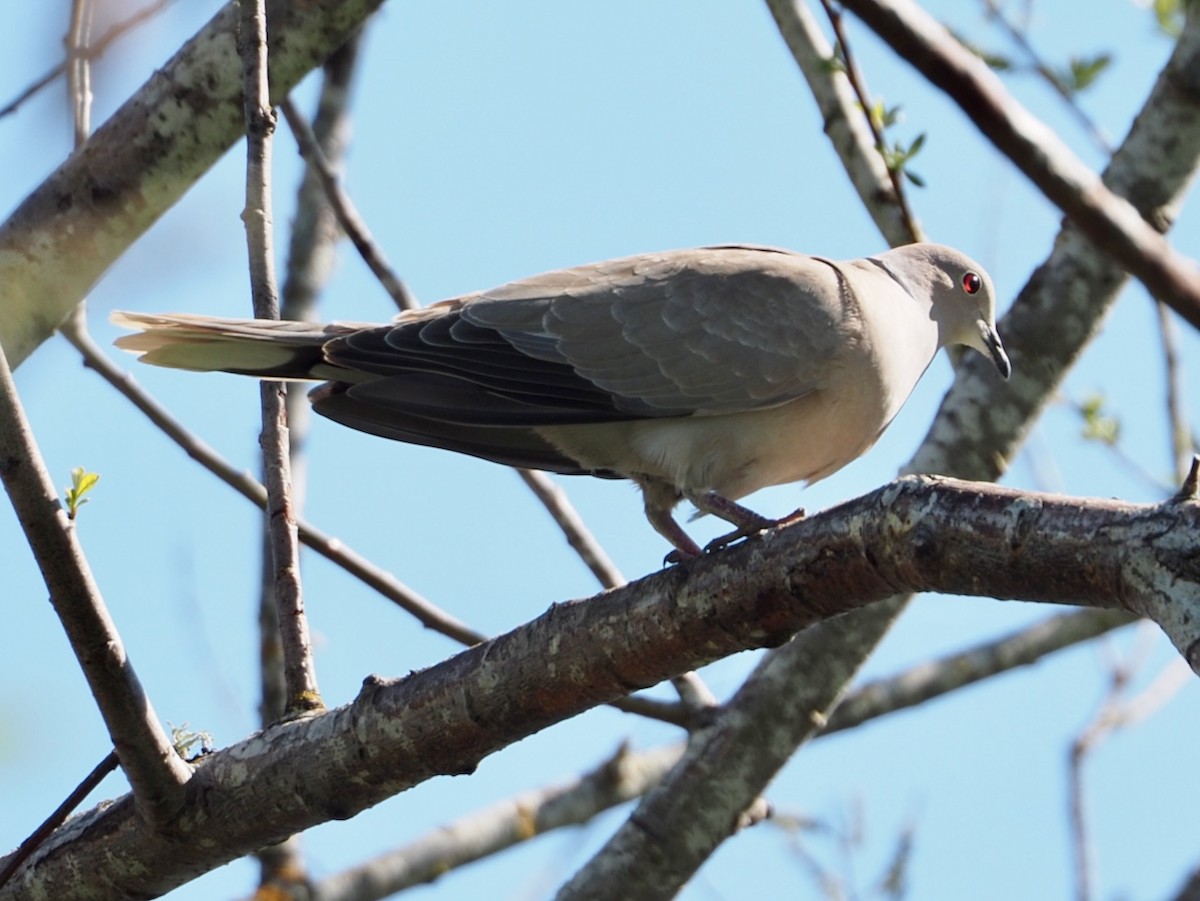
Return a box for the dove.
[113,242,1010,558]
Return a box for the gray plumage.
[113,242,1010,557]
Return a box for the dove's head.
[883,243,1012,380]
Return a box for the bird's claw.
[663,507,807,564]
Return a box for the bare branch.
[765,0,915,247]
[0,0,386,370]
[1177,456,1200,503]
[0,341,191,826]
[979,0,1112,154]
[4,474,1197,898]
[839,0,1200,331]
[1156,302,1196,484]
[817,0,922,243]
[0,0,174,121]
[517,469,626,589]
[309,744,684,901]
[257,38,365,892]
[823,609,1136,734]
[0,752,118,890]
[64,324,482,643]
[281,96,418,312]
[67,0,96,144]
[309,608,1134,898]
[239,0,321,715]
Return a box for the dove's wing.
[321,245,863,428]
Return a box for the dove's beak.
[979,321,1012,380]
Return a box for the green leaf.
[878,132,926,186]
[1079,395,1121,446]
[1065,52,1112,93]
[821,53,847,75]
[64,467,101,520]
[866,98,887,132]
[948,28,1014,71]
[1153,0,1184,38]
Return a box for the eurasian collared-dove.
[113,242,1010,557]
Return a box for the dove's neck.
[845,260,943,419]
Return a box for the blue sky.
[3,2,1198,899]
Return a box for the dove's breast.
[536,350,897,502]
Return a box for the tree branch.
[280,95,417,313]
[576,11,1200,895]
[3,475,1197,898]
[838,0,1200,330]
[303,607,1132,900]
[764,0,915,247]
[309,743,684,901]
[239,0,321,715]
[0,0,173,121]
[66,324,481,642]
[257,36,364,894]
[517,468,627,590]
[822,608,1136,733]
[0,0,386,370]
[0,752,118,890]
[0,342,191,827]
[817,0,922,242]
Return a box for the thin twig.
[280,96,418,312]
[0,339,191,826]
[66,323,480,642]
[308,743,684,901]
[822,609,1135,734]
[1068,637,1192,901]
[239,0,322,714]
[1176,456,1200,504]
[764,0,915,247]
[517,469,626,589]
[0,0,174,121]
[67,326,696,725]
[280,92,661,688]
[68,314,482,638]
[980,0,1112,154]
[67,0,95,145]
[257,38,364,892]
[818,0,922,244]
[1155,302,1195,484]
[0,752,119,890]
[839,0,1200,331]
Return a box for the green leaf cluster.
[64,467,100,520]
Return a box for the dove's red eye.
[962,271,982,295]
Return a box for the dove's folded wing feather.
[323,246,863,429]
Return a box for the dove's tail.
[110,311,367,381]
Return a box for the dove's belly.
[539,381,894,501]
